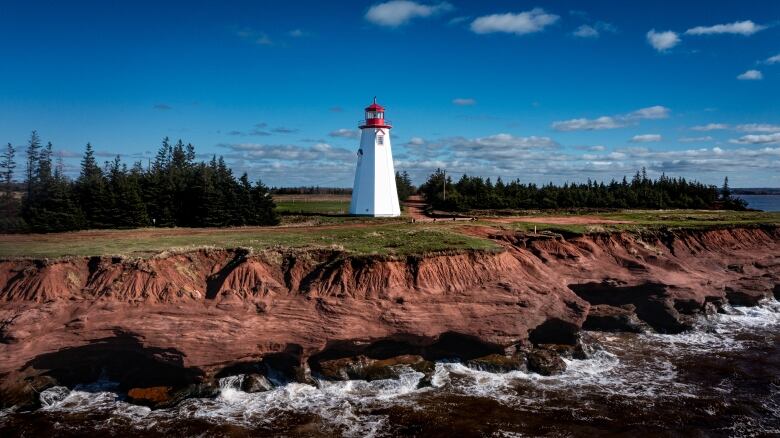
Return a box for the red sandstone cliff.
[0,226,778,407]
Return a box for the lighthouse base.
[349,212,401,218]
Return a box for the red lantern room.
[359,97,392,129]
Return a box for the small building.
[349,98,401,217]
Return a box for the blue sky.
[1,0,779,187]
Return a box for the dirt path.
[402,195,433,222]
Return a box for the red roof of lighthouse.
[365,97,384,112]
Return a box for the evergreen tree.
[1,142,16,198]
[24,131,41,199]
[721,176,731,200]
[0,142,24,232]
[395,170,415,201]
[419,170,726,211]
[250,178,278,225]
[76,143,111,228]
[22,138,84,232]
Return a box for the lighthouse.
[349,98,401,217]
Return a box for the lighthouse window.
[377,135,384,145]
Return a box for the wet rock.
[536,338,593,360]
[165,382,219,407]
[528,318,580,346]
[294,364,317,386]
[0,375,58,410]
[466,354,525,373]
[526,349,566,376]
[316,356,373,381]
[127,386,172,407]
[361,355,433,381]
[583,304,651,333]
[416,373,434,389]
[316,354,434,382]
[725,281,773,306]
[570,282,690,334]
[240,373,274,393]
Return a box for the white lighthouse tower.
[349,98,401,217]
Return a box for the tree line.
[0,132,278,233]
[395,171,415,201]
[419,168,747,211]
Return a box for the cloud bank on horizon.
[0,0,778,187]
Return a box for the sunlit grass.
[0,224,500,259]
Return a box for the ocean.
[2,300,779,437]
[738,195,780,212]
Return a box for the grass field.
[491,210,780,235]
[1,200,778,259]
[0,223,500,259]
[274,195,351,215]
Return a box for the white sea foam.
[640,298,780,355]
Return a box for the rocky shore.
[1,226,778,410]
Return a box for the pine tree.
[250,178,278,225]
[721,176,731,200]
[0,142,23,232]
[76,142,111,228]
[395,170,415,201]
[24,131,41,199]
[236,173,254,225]
[1,142,15,198]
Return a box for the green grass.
[602,210,780,229]
[2,209,776,259]
[0,224,500,259]
[275,200,351,215]
[474,210,780,237]
[494,222,591,235]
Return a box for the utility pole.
[443,169,446,201]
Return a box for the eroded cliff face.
[0,226,778,408]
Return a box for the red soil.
[0,226,778,406]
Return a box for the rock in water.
[527,350,566,376]
[466,354,525,373]
[240,374,274,393]
[583,304,651,333]
[127,386,172,407]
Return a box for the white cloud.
[587,145,606,151]
[679,136,714,143]
[329,128,360,139]
[365,1,452,27]
[736,123,780,133]
[288,29,307,37]
[626,105,670,120]
[573,25,598,38]
[572,22,616,38]
[685,20,766,36]
[452,97,476,106]
[454,133,558,150]
[219,142,353,161]
[765,54,780,65]
[646,29,680,52]
[552,105,670,131]
[408,137,426,145]
[730,133,780,145]
[552,116,622,131]
[470,8,559,35]
[691,123,729,131]
[737,69,763,80]
[631,134,662,143]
